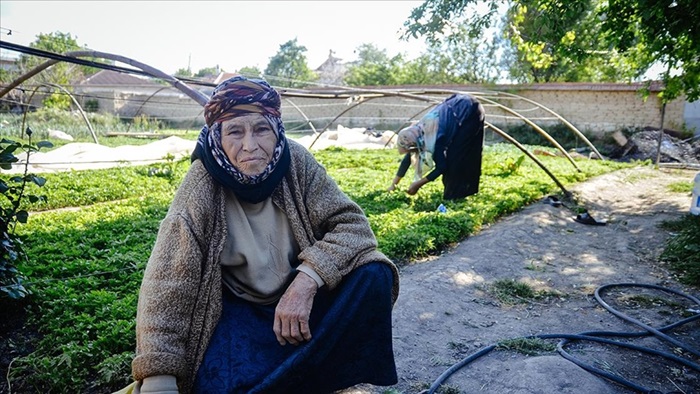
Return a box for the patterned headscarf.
[192,76,290,203]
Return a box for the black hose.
[421,283,700,394]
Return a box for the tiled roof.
[80,70,160,86]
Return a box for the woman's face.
[220,113,278,176]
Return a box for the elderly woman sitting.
[131,76,399,393]
[388,94,485,200]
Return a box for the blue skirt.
[193,262,397,394]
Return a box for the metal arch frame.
[485,122,571,197]
[281,87,589,171]
[17,83,98,144]
[419,88,603,161]
[43,83,98,143]
[0,49,209,127]
[0,49,597,194]
[479,89,604,160]
[283,98,318,135]
[124,85,170,133]
[292,88,575,193]
[420,89,582,172]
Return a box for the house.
[73,70,205,125]
[74,70,165,113]
[0,55,19,73]
[314,50,347,87]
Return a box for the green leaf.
[16,210,29,223]
[31,175,47,187]
[37,140,54,149]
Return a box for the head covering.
[396,125,421,151]
[192,75,290,204]
[397,124,433,181]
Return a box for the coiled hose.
[421,283,700,394]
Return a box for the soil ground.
[354,165,700,394]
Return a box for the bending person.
[388,94,485,200]
[131,76,400,394]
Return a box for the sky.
[0,0,428,76]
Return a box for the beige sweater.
[132,140,399,393]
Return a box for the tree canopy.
[402,0,699,101]
[13,32,100,109]
[263,38,318,88]
[600,0,699,102]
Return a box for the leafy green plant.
[0,127,52,299]
[144,153,185,182]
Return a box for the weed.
[490,279,536,304]
[497,337,556,356]
[437,384,461,394]
[667,180,693,194]
[659,214,700,286]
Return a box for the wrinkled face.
[220,113,278,177]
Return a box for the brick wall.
[277,83,687,137]
[85,82,688,136]
[479,83,686,136]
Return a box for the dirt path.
[356,166,700,394]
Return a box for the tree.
[173,68,193,78]
[16,31,97,109]
[502,0,653,83]
[419,25,501,84]
[236,66,263,79]
[194,67,220,78]
[403,0,699,100]
[600,0,700,102]
[344,44,405,86]
[264,38,318,88]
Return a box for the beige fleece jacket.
[132,140,399,393]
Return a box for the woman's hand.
[408,178,429,195]
[273,272,318,346]
[387,175,402,192]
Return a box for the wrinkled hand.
[273,272,318,346]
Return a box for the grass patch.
[667,180,694,194]
[488,279,564,305]
[497,337,557,356]
[489,279,536,304]
[659,214,700,287]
